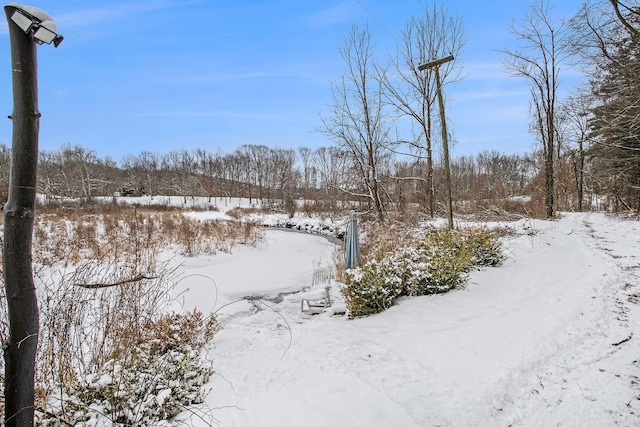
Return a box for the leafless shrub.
[36,257,179,388]
[225,206,263,219]
[360,218,420,262]
[455,198,537,221]
[0,205,258,423]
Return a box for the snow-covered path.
[177,213,640,426]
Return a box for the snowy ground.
[169,212,639,426]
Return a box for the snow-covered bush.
[37,310,219,426]
[343,227,505,317]
[454,227,507,268]
[402,233,472,296]
[343,258,404,317]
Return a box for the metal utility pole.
[419,55,454,229]
[3,4,62,426]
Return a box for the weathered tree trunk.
[3,6,40,427]
[545,97,556,218]
[545,134,555,218]
[575,141,584,212]
[426,113,434,218]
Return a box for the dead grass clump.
[31,207,263,267]
[154,213,262,256]
[0,203,265,421]
[0,205,234,423]
[225,206,263,220]
[133,202,182,212]
[455,198,538,221]
[359,218,419,262]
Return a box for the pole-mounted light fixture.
[4,3,62,426]
[8,2,63,47]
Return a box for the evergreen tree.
[585,2,640,212]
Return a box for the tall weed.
[0,205,259,423]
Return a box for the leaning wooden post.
[419,55,455,229]
[3,5,62,426]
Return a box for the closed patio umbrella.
[344,211,361,269]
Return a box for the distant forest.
[0,141,621,218]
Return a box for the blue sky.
[0,0,586,161]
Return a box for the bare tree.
[502,0,571,218]
[38,144,115,202]
[382,2,465,217]
[222,152,245,201]
[161,150,198,203]
[298,146,317,200]
[558,91,592,211]
[121,151,160,198]
[269,148,299,213]
[319,24,393,221]
[194,148,222,202]
[238,145,271,203]
[311,146,349,210]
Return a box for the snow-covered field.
[168,212,639,426]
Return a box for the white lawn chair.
[300,267,333,314]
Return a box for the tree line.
[0,141,573,217]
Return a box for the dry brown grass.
[30,207,262,267]
[359,218,421,262]
[0,204,262,422]
[225,206,264,220]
